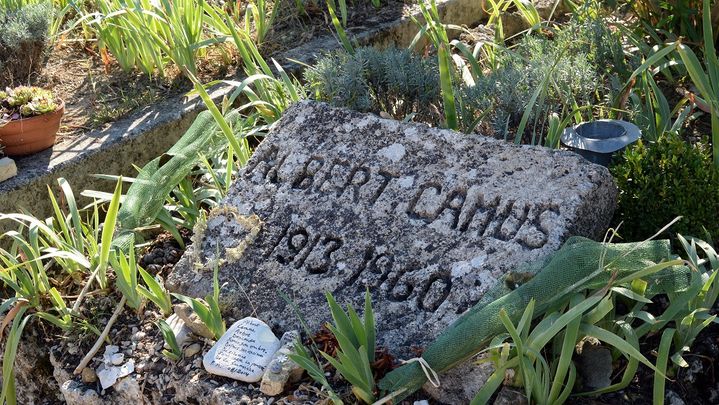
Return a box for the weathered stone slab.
[167,101,616,358]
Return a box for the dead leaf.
[0,299,29,338]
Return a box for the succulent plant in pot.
[0,86,64,156]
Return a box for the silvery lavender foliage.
[306,17,625,141]
[0,2,53,86]
[458,17,621,138]
[304,47,441,122]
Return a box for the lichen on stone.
[190,206,263,271]
[224,213,262,263]
[189,211,209,271]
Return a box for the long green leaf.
[363,289,375,363]
[0,308,30,405]
[653,328,675,405]
[437,43,457,130]
[326,293,358,347]
[580,323,663,375]
[58,178,84,253]
[138,266,172,315]
[97,178,123,288]
[547,294,582,403]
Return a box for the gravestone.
[167,101,616,358]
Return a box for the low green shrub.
[558,12,628,77]
[458,34,600,139]
[611,135,719,242]
[459,15,625,139]
[306,16,624,142]
[0,2,53,86]
[304,47,441,123]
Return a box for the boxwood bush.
[0,2,53,86]
[611,135,719,242]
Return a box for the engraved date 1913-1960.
[264,223,480,313]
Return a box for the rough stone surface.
[168,101,617,358]
[493,386,529,405]
[423,355,494,404]
[10,333,64,404]
[60,377,142,405]
[203,317,281,382]
[577,342,613,391]
[184,342,203,358]
[175,303,214,339]
[260,331,303,396]
[0,157,17,183]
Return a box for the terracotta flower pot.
[0,101,64,157]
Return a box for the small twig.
[71,267,101,315]
[61,290,102,300]
[232,275,258,317]
[140,376,148,405]
[74,295,126,375]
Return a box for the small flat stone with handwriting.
[168,101,617,358]
[203,317,281,382]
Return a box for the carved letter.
[341,166,371,203]
[515,204,560,249]
[460,192,500,236]
[497,202,531,241]
[292,156,325,190]
[434,187,467,230]
[315,159,353,196]
[385,268,415,302]
[245,145,287,184]
[367,170,398,205]
[406,182,443,223]
[418,273,452,312]
[305,236,344,274]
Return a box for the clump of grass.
[0,177,124,403]
[289,289,378,404]
[475,233,719,404]
[172,261,225,340]
[90,86,162,127]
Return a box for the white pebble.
[111,353,124,365]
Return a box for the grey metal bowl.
[561,120,641,166]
